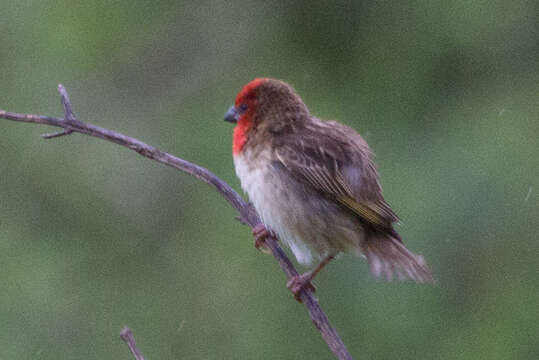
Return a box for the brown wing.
[273,120,398,232]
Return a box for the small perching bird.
[225,78,432,298]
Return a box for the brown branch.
[0,85,353,360]
[120,327,145,360]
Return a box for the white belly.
[234,152,333,265]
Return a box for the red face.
[234,78,266,110]
[225,78,268,154]
[225,78,267,124]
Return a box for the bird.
[225,78,432,299]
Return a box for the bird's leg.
[287,255,335,302]
[252,223,274,252]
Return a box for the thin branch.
[0,85,353,360]
[120,327,145,360]
[41,130,71,139]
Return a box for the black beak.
[224,106,239,123]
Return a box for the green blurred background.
[1,1,538,359]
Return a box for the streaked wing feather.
[275,141,395,230]
[338,196,389,227]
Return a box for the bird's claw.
[252,224,272,253]
[287,273,317,303]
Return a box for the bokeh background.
[1,1,538,359]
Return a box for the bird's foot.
[252,224,273,252]
[287,272,317,303]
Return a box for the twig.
[120,327,145,360]
[0,85,353,360]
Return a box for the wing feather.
[274,127,398,232]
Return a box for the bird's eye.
[239,103,248,112]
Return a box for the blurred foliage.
[1,1,538,359]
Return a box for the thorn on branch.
[57,84,77,123]
[234,214,253,225]
[41,129,73,139]
[120,327,145,360]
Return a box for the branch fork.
[40,84,81,138]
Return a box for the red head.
[224,78,308,154]
[224,78,268,154]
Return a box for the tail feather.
[363,236,433,283]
